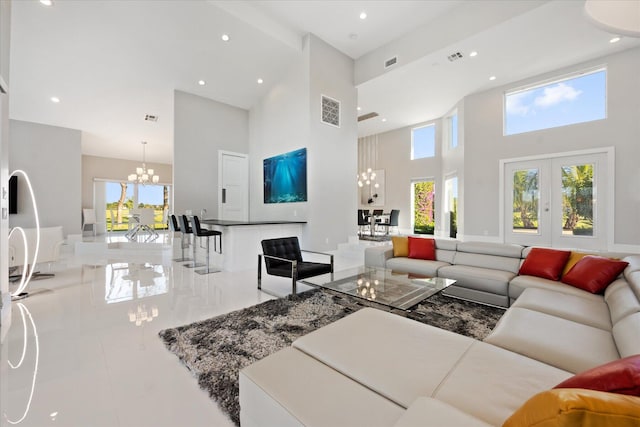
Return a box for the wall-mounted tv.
[263,148,307,204]
[9,175,17,214]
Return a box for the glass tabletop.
[302,266,456,310]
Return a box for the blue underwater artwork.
[263,148,307,204]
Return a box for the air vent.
[321,95,340,128]
[384,56,398,69]
[358,112,379,122]
[447,52,463,62]
[145,114,158,122]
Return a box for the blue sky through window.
[505,69,606,135]
[451,114,458,148]
[412,124,435,159]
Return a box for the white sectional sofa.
[239,244,640,426]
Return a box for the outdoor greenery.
[512,164,594,235]
[414,181,435,234]
[106,183,170,231]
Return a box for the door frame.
[499,147,614,249]
[217,150,249,221]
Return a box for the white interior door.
[218,151,248,221]
[504,151,608,250]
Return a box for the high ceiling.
[8,0,640,164]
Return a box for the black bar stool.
[191,215,222,275]
[178,215,204,268]
[170,214,192,262]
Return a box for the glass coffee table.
[302,266,456,310]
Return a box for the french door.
[504,152,608,250]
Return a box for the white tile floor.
[1,233,362,427]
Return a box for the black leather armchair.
[258,237,333,297]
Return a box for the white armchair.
[9,226,65,279]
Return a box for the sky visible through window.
[106,182,164,206]
[451,114,458,148]
[412,124,435,159]
[505,69,606,135]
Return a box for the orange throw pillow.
[391,236,409,257]
[503,389,640,427]
[407,237,436,260]
[562,251,589,277]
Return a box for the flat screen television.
[9,175,17,214]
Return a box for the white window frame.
[444,111,458,151]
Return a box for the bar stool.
[178,215,204,268]
[170,214,192,262]
[191,215,222,275]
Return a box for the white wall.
[463,47,640,248]
[369,120,442,235]
[0,0,11,339]
[173,90,249,216]
[249,34,357,251]
[9,120,81,237]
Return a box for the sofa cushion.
[407,236,435,260]
[239,347,405,427]
[484,307,620,373]
[519,247,571,281]
[433,341,572,426]
[562,256,629,294]
[612,312,640,358]
[292,308,475,409]
[434,238,458,251]
[554,355,640,396]
[509,274,604,301]
[453,251,522,274]
[503,389,640,427]
[391,236,408,257]
[393,397,492,427]
[512,288,611,331]
[456,241,523,258]
[386,257,449,277]
[438,264,514,295]
[605,279,640,324]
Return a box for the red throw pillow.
[562,255,629,294]
[519,248,571,281]
[407,237,436,260]
[554,355,640,396]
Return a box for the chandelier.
[128,141,159,184]
[357,135,380,189]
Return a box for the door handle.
[222,188,226,204]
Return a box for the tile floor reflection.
[1,234,361,426]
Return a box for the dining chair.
[82,208,98,236]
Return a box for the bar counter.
[199,219,307,272]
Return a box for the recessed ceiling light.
[359,12,367,20]
[50,96,60,103]
[40,0,53,6]
[257,78,263,84]
[469,51,478,57]
[489,76,496,81]
[221,34,230,42]
[357,106,361,111]
[198,80,206,86]
[609,36,621,43]
[381,118,387,122]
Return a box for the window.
[446,113,458,149]
[411,124,435,159]
[105,181,170,231]
[412,180,435,234]
[504,68,606,135]
[444,176,458,238]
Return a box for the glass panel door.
[504,152,607,249]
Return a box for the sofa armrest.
[365,245,394,268]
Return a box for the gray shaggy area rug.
[158,289,504,426]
